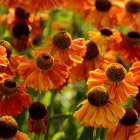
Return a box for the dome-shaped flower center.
[105,63,126,82]
[125,31,140,45]
[0,40,12,58]
[100,27,113,36]
[0,79,17,96]
[29,102,47,120]
[95,0,112,11]
[12,22,30,39]
[0,116,18,138]
[52,31,72,49]
[120,108,138,126]
[126,0,140,13]
[36,53,54,71]
[88,86,109,106]
[84,41,99,60]
[15,7,29,20]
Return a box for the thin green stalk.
[92,128,97,140]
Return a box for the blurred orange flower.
[0,73,32,116]
[118,0,140,29]
[112,32,140,63]
[129,61,140,85]
[87,63,138,103]
[64,0,93,16]
[85,0,124,28]
[0,0,66,12]
[18,53,69,91]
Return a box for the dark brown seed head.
[105,63,126,82]
[100,27,113,36]
[120,108,138,126]
[88,86,109,106]
[84,41,99,60]
[0,116,18,138]
[126,1,140,13]
[36,53,54,71]
[125,31,140,45]
[0,79,17,96]
[95,0,112,11]
[29,102,47,120]
[52,31,72,49]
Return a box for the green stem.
[92,128,97,140]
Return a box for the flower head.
[106,108,138,140]
[87,63,138,103]
[0,116,30,140]
[73,86,125,128]
[18,53,69,91]
[28,102,48,135]
[0,40,28,76]
[85,0,124,28]
[0,73,32,116]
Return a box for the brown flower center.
[105,63,126,82]
[29,102,47,120]
[100,27,113,36]
[120,108,138,126]
[126,0,140,13]
[95,0,112,11]
[0,79,17,96]
[0,116,18,138]
[0,40,12,58]
[52,31,72,49]
[15,8,29,20]
[88,86,109,106]
[84,41,99,60]
[125,31,140,45]
[36,53,54,71]
[12,22,30,39]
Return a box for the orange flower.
[64,0,93,16]
[0,45,8,67]
[85,0,124,28]
[118,0,140,29]
[88,27,122,56]
[0,0,66,12]
[0,73,32,116]
[112,32,140,63]
[87,63,138,103]
[129,61,140,85]
[0,40,28,76]
[18,53,69,91]
[0,116,30,140]
[33,31,86,67]
[28,102,48,135]
[106,108,138,140]
[69,41,116,82]
[73,86,125,128]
